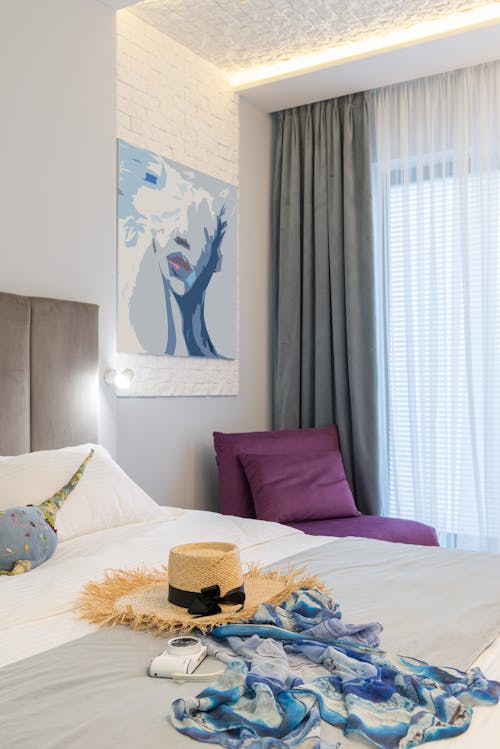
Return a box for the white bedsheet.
[1,508,499,748]
[0,508,329,666]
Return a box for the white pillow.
[0,444,164,542]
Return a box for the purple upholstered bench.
[288,516,438,546]
[213,426,439,547]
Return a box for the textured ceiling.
[129,0,492,77]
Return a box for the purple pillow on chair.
[239,451,360,524]
[213,426,356,518]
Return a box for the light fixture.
[104,368,134,389]
[229,3,500,88]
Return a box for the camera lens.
[166,636,202,655]
[170,637,199,648]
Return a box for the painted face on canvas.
[132,165,218,296]
[152,196,219,297]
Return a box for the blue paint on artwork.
[117,139,237,359]
[171,206,227,357]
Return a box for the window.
[371,62,500,551]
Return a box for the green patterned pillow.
[0,449,93,575]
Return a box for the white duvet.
[0,509,328,665]
[1,508,499,749]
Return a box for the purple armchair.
[213,426,439,547]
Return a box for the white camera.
[149,636,207,679]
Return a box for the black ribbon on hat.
[168,583,246,617]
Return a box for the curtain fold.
[272,94,379,515]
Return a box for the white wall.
[116,12,272,509]
[116,10,239,396]
[0,0,117,452]
[0,2,271,508]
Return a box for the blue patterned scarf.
[171,588,500,748]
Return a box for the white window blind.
[371,62,500,551]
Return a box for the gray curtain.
[272,93,379,515]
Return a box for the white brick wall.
[116,10,239,397]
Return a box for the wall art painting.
[117,139,237,360]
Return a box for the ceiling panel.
[130,0,491,76]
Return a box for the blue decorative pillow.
[0,449,94,575]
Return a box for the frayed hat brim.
[78,563,325,635]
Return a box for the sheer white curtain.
[371,62,500,551]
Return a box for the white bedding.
[0,508,329,666]
[1,508,499,748]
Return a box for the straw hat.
[167,542,246,616]
[79,541,322,634]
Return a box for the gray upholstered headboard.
[0,292,99,455]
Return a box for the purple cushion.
[289,515,439,546]
[213,426,353,518]
[239,451,360,524]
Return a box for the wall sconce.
[104,368,134,389]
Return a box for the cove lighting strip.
[229,3,500,89]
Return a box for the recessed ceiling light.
[229,3,500,89]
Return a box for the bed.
[1,291,499,749]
